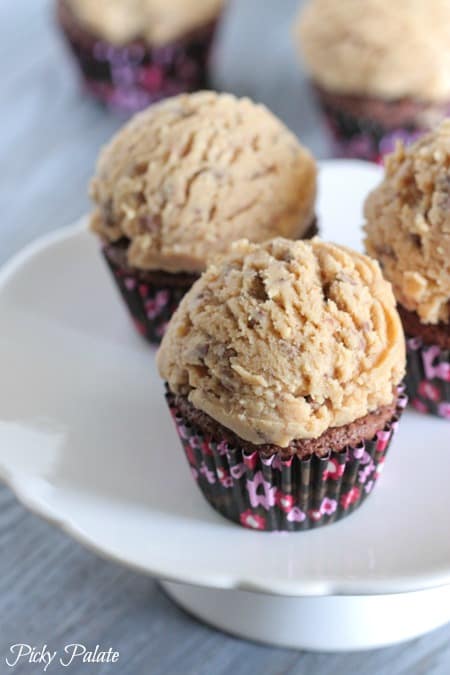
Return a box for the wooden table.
[2,1,449,672]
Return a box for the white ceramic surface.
[161,582,450,651]
[0,160,449,600]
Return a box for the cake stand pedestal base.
[161,581,450,651]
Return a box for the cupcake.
[365,122,450,418]
[57,0,224,114]
[89,91,317,344]
[157,237,406,531]
[294,0,450,162]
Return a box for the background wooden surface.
[2,1,450,673]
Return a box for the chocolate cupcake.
[89,91,317,344]
[57,0,224,114]
[365,122,450,418]
[157,238,406,531]
[294,0,450,162]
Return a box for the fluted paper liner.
[313,86,424,164]
[406,337,450,419]
[166,387,407,532]
[57,0,218,115]
[103,248,193,345]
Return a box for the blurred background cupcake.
[90,91,317,343]
[365,122,450,418]
[158,237,406,531]
[57,0,225,114]
[294,0,450,163]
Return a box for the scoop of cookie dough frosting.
[157,238,405,447]
[67,0,223,45]
[365,121,450,325]
[90,92,316,274]
[295,0,450,101]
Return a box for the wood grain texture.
[1,1,450,673]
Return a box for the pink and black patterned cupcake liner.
[103,248,194,345]
[406,337,450,419]
[57,0,219,115]
[320,105,423,165]
[166,388,407,532]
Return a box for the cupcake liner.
[166,388,408,532]
[57,0,219,115]
[405,337,450,419]
[103,248,194,344]
[318,103,423,164]
[312,87,426,163]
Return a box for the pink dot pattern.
[58,0,219,115]
[165,387,407,532]
[406,337,450,419]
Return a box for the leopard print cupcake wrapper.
[166,387,407,532]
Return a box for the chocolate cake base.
[165,386,407,531]
[313,84,450,163]
[302,215,318,240]
[398,305,450,350]
[57,0,219,115]
[170,390,398,459]
[104,238,199,289]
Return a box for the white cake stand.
[161,583,450,651]
[0,162,449,651]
